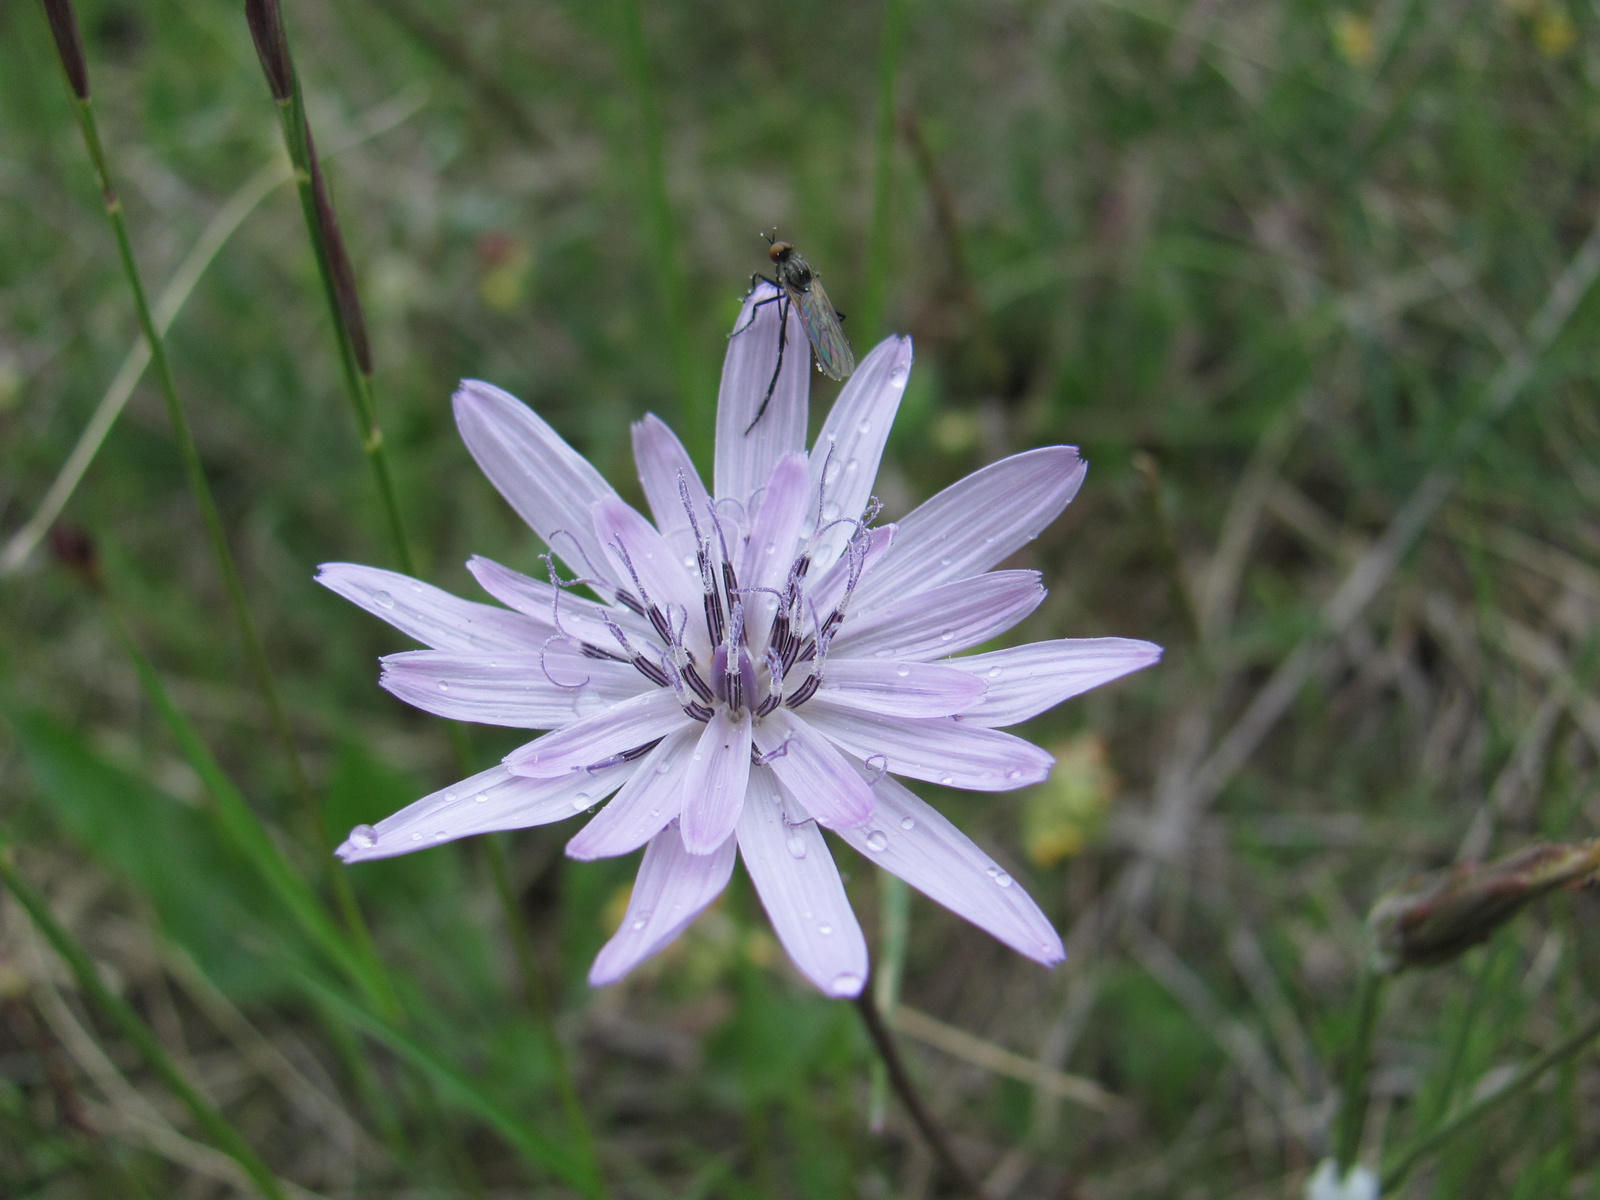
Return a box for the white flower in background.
[318,281,1160,998]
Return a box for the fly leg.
[744,291,790,435]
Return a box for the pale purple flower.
[320,282,1160,998]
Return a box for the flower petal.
[454,380,622,582]
[828,570,1045,661]
[380,650,648,729]
[588,826,736,986]
[566,726,698,860]
[852,447,1086,614]
[335,762,629,863]
[752,708,875,828]
[738,452,811,653]
[592,496,703,644]
[465,556,652,651]
[632,414,712,568]
[737,768,868,997]
[837,772,1064,966]
[504,689,687,778]
[679,709,754,854]
[800,700,1054,791]
[814,660,986,718]
[715,280,810,507]
[317,562,545,652]
[954,637,1163,727]
[805,336,913,568]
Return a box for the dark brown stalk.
[854,987,986,1199]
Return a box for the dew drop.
[994,871,1014,888]
[865,830,889,852]
[373,591,395,609]
[437,680,450,691]
[474,792,490,804]
[894,665,910,677]
[986,865,999,878]
[818,923,834,936]
[844,457,860,474]
[939,556,952,567]
[939,775,955,785]
[831,972,865,995]
[939,629,955,642]
[431,829,449,841]
[655,760,672,774]
[821,501,841,521]
[987,667,1004,679]
[900,817,916,831]
[857,418,873,434]
[764,541,777,556]
[786,833,808,859]
[889,365,910,387]
[571,792,593,811]
[350,824,378,848]
[631,918,646,930]
[411,832,424,842]
[1005,768,1024,781]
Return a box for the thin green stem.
[0,832,288,1200]
[618,0,701,450]
[859,0,909,345]
[1382,1012,1600,1192]
[273,92,417,577]
[484,838,609,1200]
[1333,967,1386,1175]
[64,95,321,832]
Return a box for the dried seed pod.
[1369,840,1600,973]
[244,0,294,101]
[41,0,90,100]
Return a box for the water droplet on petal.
[764,541,777,556]
[865,830,888,852]
[939,775,954,785]
[889,365,909,387]
[895,665,910,677]
[786,833,808,859]
[655,760,672,774]
[995,871,1013,888]
[939,556,952,567]
[411,832,424,842]
[831,972,865,995]
[350,824,378,848]
[900,817,915,832]
[474,792,489,804]
[373,591,395,609]
[939,629,955,642]
[571,792,592,811]
[431,829,449,841]
[818,923,833,936]
[987,667,1004,679]
[986,865,999,878]
[857,418,873,434]
[1005,768,1024,781]
[438,680,450,691]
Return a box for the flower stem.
[853,985,984,1199]
[1381,1011,1600,1192]
[1332,966,1386,1175]
[0,830,288,1200]
[483,837,610,1200]
[869,875,912,1132]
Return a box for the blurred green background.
[4,0,1600,1195]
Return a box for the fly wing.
[791,276,855,381]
